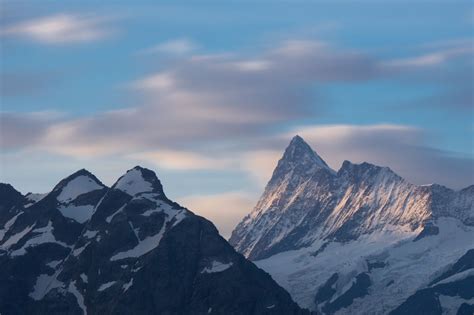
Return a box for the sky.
[1,1,473,238]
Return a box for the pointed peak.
[53,169,106,203]
[112,166,165,197]
[282,135,331,170]
[289,134,306,146]
[55,169,103,185]
[265,136,334,186]
[286,135,313,153]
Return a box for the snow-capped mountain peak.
[231,135,474,260]
[0,168,305,314]
[52,169,105,203]
[112,166,165,197]
[278,135,333,173]
[230,135,474,314]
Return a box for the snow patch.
[122,278,133,292]
[59,205,95,223]
[2,224,35,249]
[9,221,70,256]
[83,230,98,239]
[105,205,125,223]
[439,295,474,314]
[110,227,165,261]
[30,273,57,300]
[24,193,47,207]
[434,269,474,286]
[0,212,22,241]
[73,242,90,256]
[68,281,87,314]
[137,192,162,202]
[57,175,102,203]
[46,259,62,269]
[201,261,233,274]
[98,281,116,292]
[132,265,142,273]
[171,211,187,227]
[29,271,63,301]
[140,202,186,228]
[114,169,153,196]
[80,273,88,283]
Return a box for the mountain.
[0,167,306,315]
[230,135,474,314]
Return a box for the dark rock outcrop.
[0,167,307,315]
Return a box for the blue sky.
[1,1,473,237]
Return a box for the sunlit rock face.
[0,167,307,315]
[230,135,474,314]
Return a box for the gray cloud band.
[1,39,472,189]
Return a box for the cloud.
[178,192,256,239]
[17,38,471,160]
[382,39,474,111]
[128,150,235,171]
[285,124,474,189]
[128,149,282,189]
[383,39,474,69]
[139,38,197,55]
[0,111,62,150]
[417,85,473,110]
[0,39,377,157]
[1,38,472,191]
[0,13,114,44]
[267,40,378,81]
[0,72,59,98]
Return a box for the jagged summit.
[112,165,165,197]
[231,136,474,261]
[337,160,402,183]
[282,135,332,170]
[230,137,474,313]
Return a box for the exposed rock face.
[0,167,306,315]
[230,136,474,314]
[230,137,473,261]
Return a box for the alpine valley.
[0,167,306,315]
[230,136,474,315]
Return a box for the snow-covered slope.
[0,167,306,315]
[230,135,474,314]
